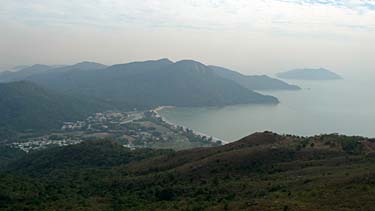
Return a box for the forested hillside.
[27,59,278,107]
[0,81,110,137]
[1,132,375,210]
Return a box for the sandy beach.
[152,106,228,144]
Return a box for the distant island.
[277,68,342,80]
[209,65,300,90]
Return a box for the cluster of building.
[12,137,83,153]
[9,110,221,153]
[61,111,139,131]
[61,121,86,130]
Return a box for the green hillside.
[1,132,375,210]
[28,59,278,107]
[0,81,110,136]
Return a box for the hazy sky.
[1,0,374,76]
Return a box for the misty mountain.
[0,81,109,134]
[8,65,30,71]
[277,68,342,80]
[50,61,107,72]
[0,64,53,82]
[106,58,173,72]
[209,65,300,90]
[0,62,107,83]
[27,59,279,107]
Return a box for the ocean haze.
[159,77,375,141]
[1,0,375,77]
[1,26,373,77]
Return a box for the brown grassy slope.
[125,132,374,176]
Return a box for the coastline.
[151,106,228,144]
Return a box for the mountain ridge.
[25,59,279,107]
[0,64,53,82]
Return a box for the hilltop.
[1,132,375,210]
[0,62,107,83]
[26,59,279,107]
[0,64,53,82]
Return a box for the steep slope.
[129,60,279,106]
[277,68,342,80]
[0,81,109,134]
[210,65,300,90]
[28,59,279,107]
